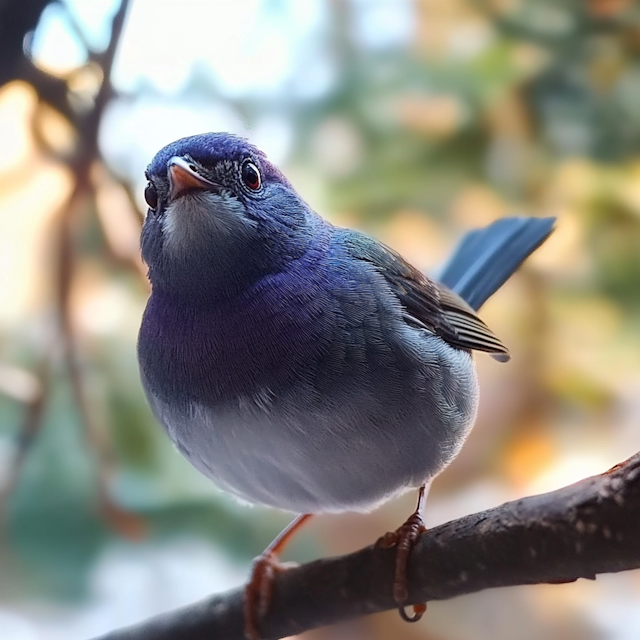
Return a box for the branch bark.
[93,452,640,640]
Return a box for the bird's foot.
[243,513,311,640]
[376,511,428,622]
[244,553,292,640]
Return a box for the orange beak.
[167,157,218,200]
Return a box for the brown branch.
[16,61,78,123]
[91,452,640,640]
[73,0,130,173]
[53,0,145,538]
[1,0,140,534]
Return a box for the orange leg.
[244,513,312,640]
[376,484,429,622]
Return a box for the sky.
[31,0,414,95]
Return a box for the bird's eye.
[241,161,261,191]
[144,182,158,210]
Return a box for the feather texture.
[338,229,510,361]
[137,132,556,514]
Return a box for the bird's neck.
[146,212,328,306]
[147,242,274,307]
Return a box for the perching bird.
[137,132,555,639]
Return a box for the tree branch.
[52,0,145,538]
[92,451,640,640]
[0,0,130,533]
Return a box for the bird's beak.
[167,156,218,201]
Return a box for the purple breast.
[138,264,337,406]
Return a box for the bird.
[137,131,555,639]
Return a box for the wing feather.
[338,230,510,361]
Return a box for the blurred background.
[1,0,640,638]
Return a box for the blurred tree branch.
[93,452,640,640]
[0,0,145,536]
[0,0,76,120]
[51,0,144,536]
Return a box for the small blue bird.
[138,132,554,639]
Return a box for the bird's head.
[141,132,315,302]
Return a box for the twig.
[53,0,144,537]
[73,0,130,174]
[92,451,640,640]
[0,0,137,532]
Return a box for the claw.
[242,514,312,640]
[376,484,430,623]
[244,553,282,640]
[399,601,427,622]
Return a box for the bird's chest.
[138,275,334,406]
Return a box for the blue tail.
[439,217,555,311]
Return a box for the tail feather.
[438,217,555,311]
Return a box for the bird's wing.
[338,230,510,362]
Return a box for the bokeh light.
[2,1,640,639]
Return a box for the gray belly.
[148,330,479,514]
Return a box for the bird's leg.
[244,513,312,640]
[376,483,430,622]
